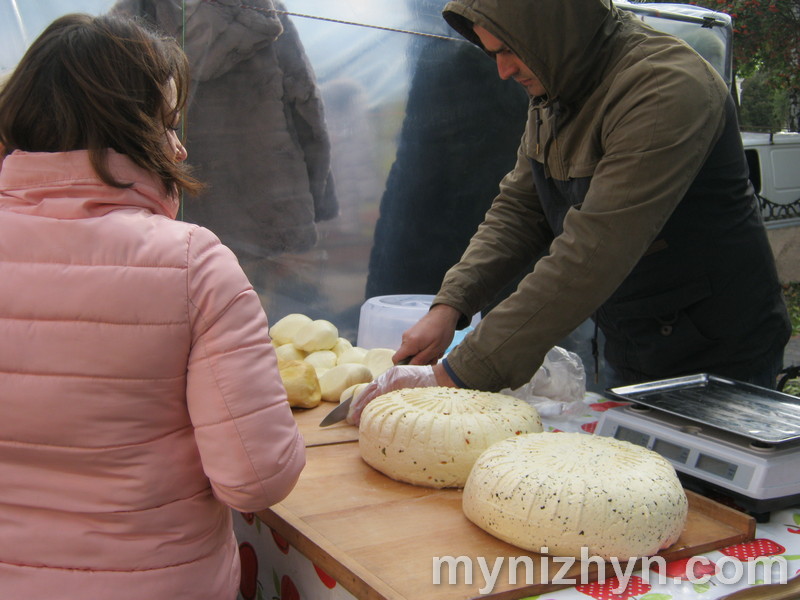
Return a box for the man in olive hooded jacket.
[348,0,791,423]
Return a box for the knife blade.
[318,356,412,427]
[318,392,357,427]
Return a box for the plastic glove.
[346,364,437,426]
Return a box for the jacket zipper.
[535,107,543,155]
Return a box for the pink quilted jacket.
[0,150,305,599]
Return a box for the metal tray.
[607,374,800,444]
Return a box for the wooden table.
[259,409,756,600]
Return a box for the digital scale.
[596,374,800,522]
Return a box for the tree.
[689,0,800,131]
[739,72,788,131]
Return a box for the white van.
[743,131,800,282]
[742,132,800,224]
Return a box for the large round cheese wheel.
[463,432,688,560]
[358,387,542,488]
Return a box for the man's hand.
[346,362,460,426]
[393,304,461,366]
[347,304,467,426]
[346,365,437,425]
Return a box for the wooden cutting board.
[257,441,755,600]
[291,402,359,447]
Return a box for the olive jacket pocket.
[598,277,716,378]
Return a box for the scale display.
[696,453,738,480]
[652,438,690,464]
[615,425,650,447]
[608,419,748,486]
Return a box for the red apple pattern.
[653,556,718,580]
[280,574,300,600]
[313,563,337,589]
[238,542,259,600]
[719,538,786,561]
[270,527,291,555]
[271,570,300,600]
[576,575,651,599]
[589,401,630,412]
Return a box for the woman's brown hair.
[0,13,202,195]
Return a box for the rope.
[202,1,458,42]
[275,10,456,41]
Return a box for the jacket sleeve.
[184,226,305,512]
[273,2,338,222]
[442,52,729,392]
[433,124,553,326]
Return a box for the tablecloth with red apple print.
[231,394,800,600]
[234,513,347,600]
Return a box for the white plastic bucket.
[357,294,479,351]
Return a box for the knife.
[318,390,359,427]
[318,356,412,427]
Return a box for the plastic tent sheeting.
[0,0,733,353]
[1,0,530,344]
[1,0,116,73]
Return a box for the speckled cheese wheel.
[462,432,688,560]
[358,387,543,489]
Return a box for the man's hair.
[0,13,202,194]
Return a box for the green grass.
[784,283,800,337]
[781,283,800,396]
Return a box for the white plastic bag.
[501,346,586,419]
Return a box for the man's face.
[473,25,546,97]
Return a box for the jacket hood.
[110,0,284,82]
[443,0,622,104]
[0,150,179,220]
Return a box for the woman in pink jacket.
[0,13,305,599]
